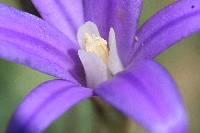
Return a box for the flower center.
[77,22,123,88]
[83,33,109,63]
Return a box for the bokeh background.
[0,0,200,133]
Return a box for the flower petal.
[83,0,143,65]
[0,4,84,82]
[131,0,200,61]
[95,60,188,133]
[31,0,84,42]
[7,80,93,133]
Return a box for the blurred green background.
[0,0,200,133]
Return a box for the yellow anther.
[83,33,109,63]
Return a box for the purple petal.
[95,60,188,133]
[83,0,143,65]
[0,4,84,83]
[131,0,200,61]
[7,80,93,133]
[31,0,84,42]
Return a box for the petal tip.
[151,109,188,133]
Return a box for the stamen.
[77,22,124,88]
[78,50,110,88]
[83,33,109,63]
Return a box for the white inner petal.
[78,50,111,88]
[77,21,100,49]
[77,22,124,88]
[108,28,124,75]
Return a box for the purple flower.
[0,0,199,132]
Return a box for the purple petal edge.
[31,0,84,43]
[129,0,200,62]
[95,59,188,133]
[0,4,84,83]
[6,80,93,133]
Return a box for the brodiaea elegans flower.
[0,0,199,133]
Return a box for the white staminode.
[77,21,123,88]
[108,28,124,75]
